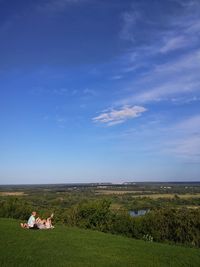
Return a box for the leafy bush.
[0,198,31,220]
[0,197,199,247]
[67,199,111,231]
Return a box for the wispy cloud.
[92,0,200,137]
[93,105,147,126]
[109,114,200,162]
[158,115,200,162]
[118,49,200,105]
[83,88,96,96]
[171,96,200,105]
[119,10,140,42]
[172,114,200,134]
[120,0,200,53]
[117,0,200,84]
[110,75,123,80]
[30,87,78,97]
[165,135,200,162]
[56,116,67,128]
[53,88,69,96]
[37,0,84,13]
[160,36,189,53]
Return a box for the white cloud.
[116,3,200,100]
[134,78,200,104]
[110,75,123,80]
[93,105,147,126]
[118,49,200,105]
[159,12,200,54]
[38,0,83,13]
[141,115,200,162]
[154,50,200,74]
[93,111,200,162]
[119,10,140,42]
[53,88,68,96]
[160,114,200,162]
[55,116,67,128]
[119,0,200,58]
[30,87,79,97]
[160,36,189,53]
[83,88,96,96]
[172,114,200,133]
[165,135,200,162]
[171,95,200,104]
[174,0,200,9]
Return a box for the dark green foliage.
[67,199,111,231]
[139,208,200,247]
[0,198,31,220]
[67,203,200,247]
[0,196,200,247]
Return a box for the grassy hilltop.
[0,218,199,267]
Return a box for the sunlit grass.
[0,218,199,267]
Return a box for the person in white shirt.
[27,211,37,228]
[20,212,54,229]
[20,211,38,229]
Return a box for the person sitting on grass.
[20,211,38,229]
[20,212,54,229]
[36,214,54,229]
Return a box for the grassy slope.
[0,218,199,267]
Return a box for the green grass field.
[0,218,199,267]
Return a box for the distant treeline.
[0,197,200,247]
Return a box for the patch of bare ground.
[0,192,27,196]
[95,190,155,195]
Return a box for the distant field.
[0,192,26,196]
[96,190,200,199]
[0,218,200,267]
[95,190,155,195]
[132,193,200,199]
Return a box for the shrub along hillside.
[0,218,200,267]
[0,198,200,247]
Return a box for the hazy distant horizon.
[1,0,200,184]
[1,179,200,186]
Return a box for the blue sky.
[0,0,200,184]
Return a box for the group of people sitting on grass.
[20,211,54,230]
